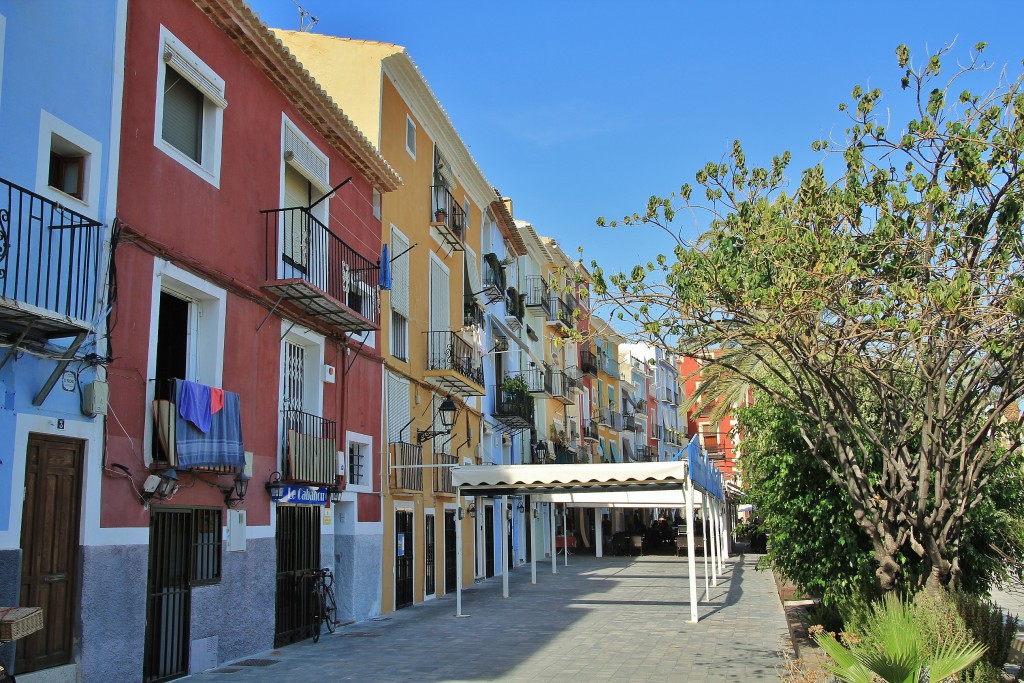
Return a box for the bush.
[951,590,1021,679]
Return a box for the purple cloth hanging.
[178,380,212,433]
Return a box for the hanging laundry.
[210,387,224,416]
[178,380,212,433]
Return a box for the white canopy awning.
[536,489,703,508]
[451,461,689,497]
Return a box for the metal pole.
[709,497,718,587]
[721,498,730,561]
[501,495,509,598]
[456,489,466,617]
[702,498,710,598]
[685,480,699,623]
[595,508,604,558]
[531,504,537,585]
[562,505,569,566]
[550,503,557,575]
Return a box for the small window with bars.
[391,311,408,362]
[191,508,223,585]
[349,441,368,487]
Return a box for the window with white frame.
[147,260,227,464]
[155,26,226,186]
[35,111,102,214]
[372,188,382,220]
[405,114,416,159]
[346,431,373,492]
[390,226,410,362]
[386,372,411,444]
[280,325,324,419]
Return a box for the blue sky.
[247,0,1024,278]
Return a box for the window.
[146,260,227,464]
[191,508,223,584]
[346,432,372,492]
[281,324,324,419]
[35,111,102,213]
[372,189,382,220]
[390,226,410,361]
[155,27,226,186]
[387,373,411,444]
[405,114,416,159]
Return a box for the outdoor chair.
[630,534,644,556]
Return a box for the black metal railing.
[282,409,337,485]
[547,295,575,328]
[390,441,423,491]
[262,206,380,325]
[524,276,551,314]
[551,371,575,403]
[151,378,244,473]
[623,412,638,432]
[435,452,457,495]
[639,445,658,461]
[494,387,535,425]
[517,368,552,395]
[602,354,620,378]
[609,410,623,431]
[660,386,678,404]
[583,420,599,440]
[0,177,104,325]
[580,348,599,376]
[426,330,485,387]
[430,185,465,237]
[463,298,485,328]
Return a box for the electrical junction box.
[322,364,336,383]
[226,510,246,552]
[83,380,109,415]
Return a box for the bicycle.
[303,567,338,642]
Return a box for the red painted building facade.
[678,355,749,479]
[94,0,400,679]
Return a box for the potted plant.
[501,373,529,396]
[434,207,447,223]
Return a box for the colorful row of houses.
[0,1,743,680]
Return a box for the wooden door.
[424,513,435,597]
[484,504,495,578]
[444,510,457,593]
[17,435,83,673]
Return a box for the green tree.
[594,42,1024,592]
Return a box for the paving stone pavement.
[190,550,790,682]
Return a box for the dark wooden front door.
[274,505,320,646]
[17,435,83,674]
[444,510,457,593]
[394,510,414,609]
[484,504,495,578]
[424,514,435,597]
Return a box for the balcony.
[583,420,599,440]
[463,297,485,328]
[602,354,620,378]
[550,371,576,405]
[504,286,524,332]
[430,185,465,252]
[492,386,535,434]
[638,445,658,462]
[424,330,485,397]
[479,253,506,304]
[545,295,575,336]
[524,276,551,315]
[434,452,457,495]
[152,378,247,474]
[261,206,380,332]
[390,441,423,491]
[0,177,105,348]
[282,409,337,486]
[660,386,678,404]
[599,407,623,431]
[623,412,639,432]
[518,368,552,395]
[580,348,599,376]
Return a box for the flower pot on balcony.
[434,209,447,223]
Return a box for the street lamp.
[417,396,459,442]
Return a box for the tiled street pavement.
[191,550,789,682]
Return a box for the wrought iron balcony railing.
[434,452,457,495]
[623,412,638,432]
[518,368,552,395]
[152,378,246,474]
[282,409,337,486]
[583,420,599,440]
[390,441,423,491]
[580,348,599,376]
[424,330,485,396]
[430,185,466,238]
[0,177,104,336]
[551,371,575,404]
[262,206,380,331]
[463,298,485,328]
[524,276,551,315]
[609,410,624,432]
[602,355,620,378]
[546,295,575,333]
[492,386,535,432]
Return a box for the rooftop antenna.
[290,0,319,32]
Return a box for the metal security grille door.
[143,510,192,683]
[428,257,450,364]
[444,510,457,593]
[274,505,321,646]
[18,436,83,674]
[424,514,436,597]
[395,510,414,609]
[485,504,495,578]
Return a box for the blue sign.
[277,485,328,505]
[686,435,724,500]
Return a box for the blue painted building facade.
[0,0,125,679]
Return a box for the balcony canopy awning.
[450,461,689,497]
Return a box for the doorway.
[484,504,495,578]
[17,435,83,674]
[443,510,457,594]
[395,509,414,609]
[424,513,435,598]
[274,505,320,646]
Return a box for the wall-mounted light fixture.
[222,472,250,508]
[459,501,477,520]
[417,396,458,443]
[517,499,526,514]
[141,469,180,506]
[265,471,285,502]
[328,486,344,503]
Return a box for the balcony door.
[428,256,450,366]
[282,165,328,292]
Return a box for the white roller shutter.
[391,229,410,317]
[387,372,411,444]
[430,257,450,332]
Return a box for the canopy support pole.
[595,508,604,558]
[721,498,730,561]
[562,505,569,566]
[531,503,537,585]
[686,479,699,623]
[550,503,557,575]
[456,488,467,617]
[702,503,710,598]
[501,495,509,599]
